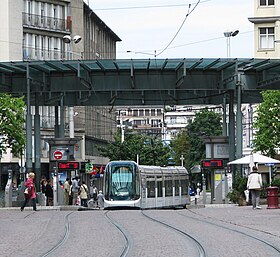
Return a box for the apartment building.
[0,0,120,189]
[116,105,224,144]
[249,0,279,58]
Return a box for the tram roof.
[139,165,188,175]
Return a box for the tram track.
[40,212,73,257]
[104,211,132,257]
[141,210,207,257]
[178,209,280,256]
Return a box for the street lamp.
[63,35,82,60]
[223,30,239,58]
[63,35,82,138]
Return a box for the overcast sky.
[85,0,254,59]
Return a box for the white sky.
[85,0,254,59]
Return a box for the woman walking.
[20,172,37,211]
[247,166,263,209]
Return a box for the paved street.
[0,200,280,257]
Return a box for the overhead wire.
[156,0,201,57]
[92,0,211,11]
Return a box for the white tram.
[103,161,190,209]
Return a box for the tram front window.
[110,165,136,200]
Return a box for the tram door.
[146,176,156,208]
[140,176,147,208]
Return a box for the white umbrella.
[227,153,280,165]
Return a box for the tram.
[103,161,189,209]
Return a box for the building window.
[259,27,274,49]
[260,0,274,6]
[170,117,176,124]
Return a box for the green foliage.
[227,176,248,203]
[253,90,280,157]
[271,177,280,188]
[171,108,222,170]
[170,129,190,165]
[0,94,26,157]
[98,129,172,166]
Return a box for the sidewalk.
[188,191,237,208]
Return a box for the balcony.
[22,13,71,32]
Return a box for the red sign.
[53,150,63,160]
[202,159,224,168]
[58,162,80,170]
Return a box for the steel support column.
[59,98,65,138]
[222,95,227,136]
[228,90,235,161]
[26,64,32,173]
[34,93,41,187]
[55,106,59,138]
[236,80,243,159]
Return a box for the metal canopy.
[0,58,279,107]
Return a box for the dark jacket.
[45,184,53,198]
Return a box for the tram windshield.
[108,163,139,201]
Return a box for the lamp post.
[63,35,82,138]
[223,30,239,58]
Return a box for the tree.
[0,93,26,157]
[172,108,222,170]
[98,129,172,166]
[171,108,222,189]
[253,90,280,157]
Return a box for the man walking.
[72,176,80,205]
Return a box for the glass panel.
[147,176,155,198]
[175,180,179,196]
[165,176,173,197]
[181,179,188,196]
[156,177,163,197]
[108,164,137,200]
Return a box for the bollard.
[266,186,279,209]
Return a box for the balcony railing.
[23,46,69,61]
[22,12,70,32]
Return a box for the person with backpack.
[79,181,89,207]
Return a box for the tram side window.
[156,178,163,197]
[147,176,155,198]
[165,176,173,197]
[174,179,179,196]
[181,179,188,195]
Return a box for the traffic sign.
[53,150,63,160]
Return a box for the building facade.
[249,0,279,58]
[0,0,120,189]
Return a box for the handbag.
[24,187,31,198]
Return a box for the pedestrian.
[96,190,104,209]
[45,179,54,206]
[92,185,98,201]
[79,181,89,207]
[64,178,70,205]
[68,181,73,205]
[20,172,37,211]
[72,176,80,205]
[247,166,262,210]
[40,176,47,194]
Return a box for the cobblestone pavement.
[0,203,280,257]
